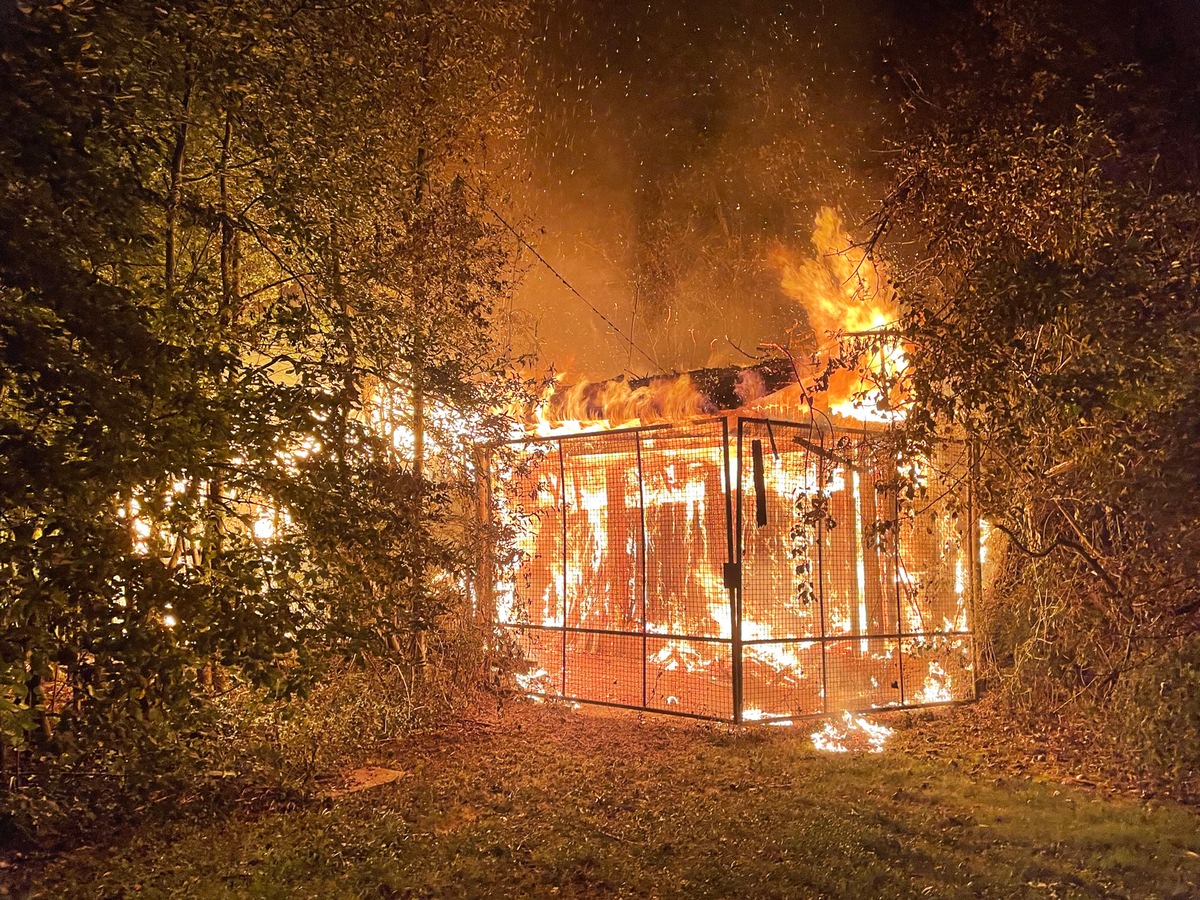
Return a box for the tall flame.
[773,207,897,339]
[773,208,909,423]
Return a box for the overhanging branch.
[990,521,1122,596]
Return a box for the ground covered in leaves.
[6,698,1200,899]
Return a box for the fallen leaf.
[324,766,406,799]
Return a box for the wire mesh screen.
[894,439,976,704]
[495,416,974,722]
[496,421,735,719]
[737,420,974,720]
[494,440,563,629]
[640,423,735,719]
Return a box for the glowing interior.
[494,416,975,722]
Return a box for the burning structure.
[485,356,980,724]
[483,207,981,723]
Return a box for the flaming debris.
[810,712,894,753]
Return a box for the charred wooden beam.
[792,435,859,472]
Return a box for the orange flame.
[773,208,909,423]
[525,371,719,437]
[514,208,910,435]
[773,207,897,339]
[811,711,894,753]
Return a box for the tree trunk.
[219,107,240,325]
[165,79,192,293]
[408,30,432,669]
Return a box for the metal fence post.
[636,432,648,710]
[968,436,983,700]
[730,417,743,724]
[816,429,830,714]
[558,440,568,698]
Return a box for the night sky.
[505,0,1200,380]
[508,0,955,378]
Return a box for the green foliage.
[220,659,431,793]
[878,0,1200,773]
[1111,635,1200,784]
[0,0,532,829]
[222,612,493,795]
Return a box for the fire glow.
[811,711,894,754]
[522,208,911,442]
[488,207,976,724]
[492,414,976,722]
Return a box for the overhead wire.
[461,180,668,374]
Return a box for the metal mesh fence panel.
[900,634,975,704]
[738,421,824,641]
[645,637,734,719]
[737,420,974,720]
[639,424,731,639]
[820,440,896,641]
[737,419,828,722]
[496,422,735,719]
[496,441,563,629]
[638,422,734,717]
[824,636,902,710]
[895,439,974,704]
[494,415,974,721]
[561,432,643,635]
[504,625,564,696]
[564,631,644,707]
[741,640,824,719]
[493,440,565,697]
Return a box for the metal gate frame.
[730,417,980,723]
[493,415,979,724]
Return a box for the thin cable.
[627,282,640,371]
[462,181,667,374]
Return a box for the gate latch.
[723,561,742,590]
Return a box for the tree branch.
[990,520,1122,595]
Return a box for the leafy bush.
[1,0,532,836]
[1110,636,1200,785]
[876,0,1200,776]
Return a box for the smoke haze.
[506,0,939,379]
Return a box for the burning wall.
[491,411,977,723]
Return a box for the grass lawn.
[10,700,1200,899]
